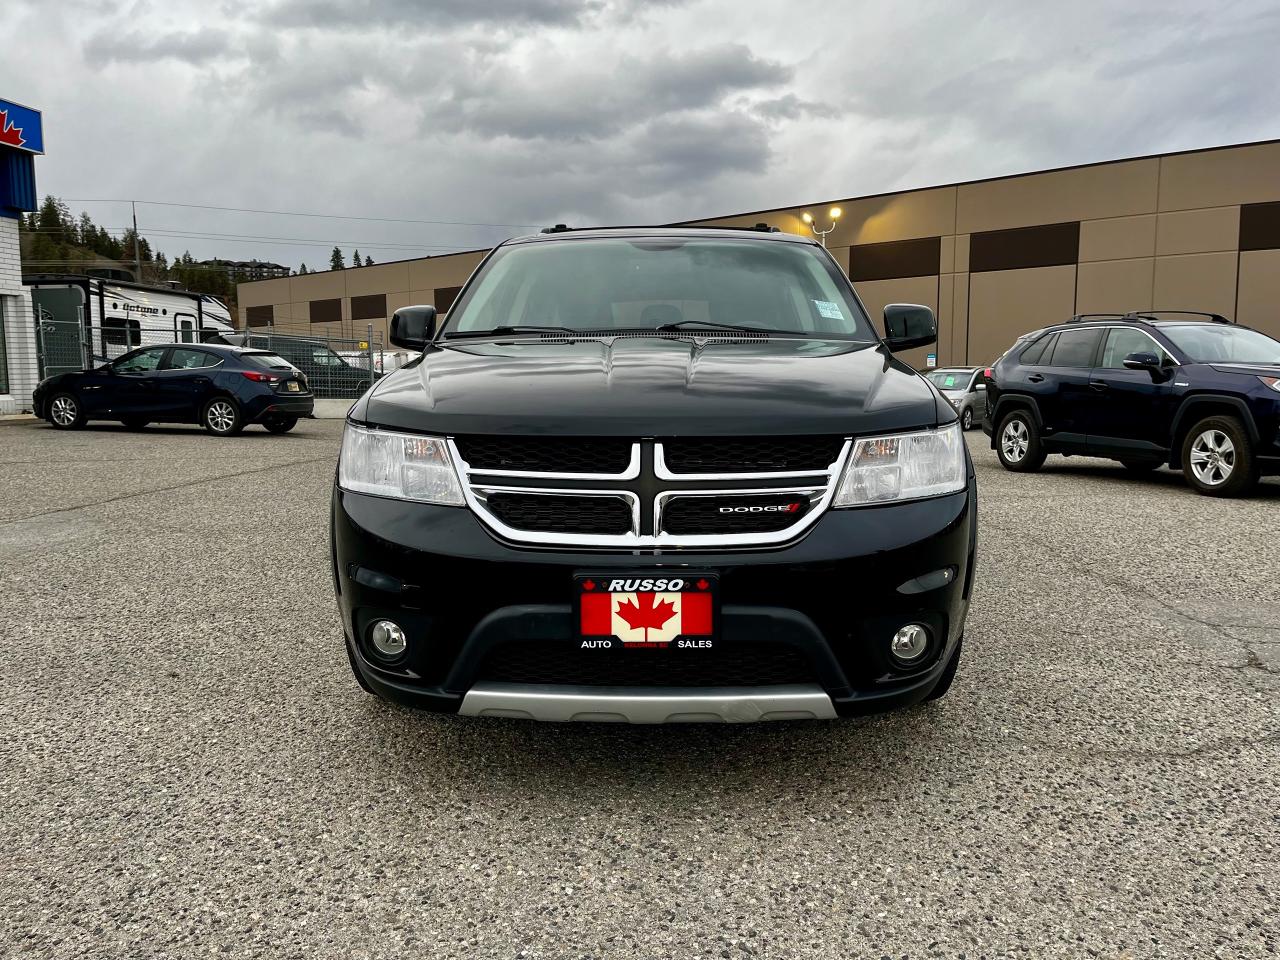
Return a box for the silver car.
[925,367,987,430]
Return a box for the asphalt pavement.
[1,418,1276,959]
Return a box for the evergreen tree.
[351,248,362,267]
[329,247,345,270]
[364,255,373,266]
[298,264,308,275]
[36,196,71,244]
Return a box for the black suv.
[332,226,977,723]
[984,312,1280,496]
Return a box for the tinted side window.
[1101,328,1170,368]
[113,348,166,373]
[1019,334,1054,365]
[1048,329,1101,368]
[166,348,218,370]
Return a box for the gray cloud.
[261,0,605,29]
[84,26,236,65]
[751,94,840,121]
[1,0,1276,273]
[431,45,790,141]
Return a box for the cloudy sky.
[2,0,1278,271]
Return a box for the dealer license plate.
[574,573,719,650]
[285,381,301,392]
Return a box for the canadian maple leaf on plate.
[615,593,677,641]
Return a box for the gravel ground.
[1,418,1276,960]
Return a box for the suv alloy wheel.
[996,410,1046,472]
[1181,415,1258,497]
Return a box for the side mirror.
[390,305,437,350]
[974,382,987,392]
[883,304,937,353]
[1122,351,1162,372]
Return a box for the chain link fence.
[15,296,387,405]
[240,326,385,399]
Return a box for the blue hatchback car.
[33,343,314,436]
[984,312,1280,497]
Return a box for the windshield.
[442,237,874,339]
[1160,325,1280,364]
[926,371,971,390]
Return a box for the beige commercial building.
[238,138,1280,368]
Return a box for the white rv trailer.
[24,275,236,377]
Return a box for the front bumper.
[331,479,977,721]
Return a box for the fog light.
[369,620,407,660]
[890,623,930,664]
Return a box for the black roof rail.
[540,223,572,234]
[1146,309,1233,324]
[1067,309,1233,326]
[1065,313,1142,324]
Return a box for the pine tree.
[351,248,362,267]
[298,263,308,275]
[329,247,345,270]
[364,255,373,267]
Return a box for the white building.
[0,96,42,414]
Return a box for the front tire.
[262,416,298,434]
[202,397,243,436]
[995,409,1046,472]
[1181,415,1258,497]
[48,393,85,430]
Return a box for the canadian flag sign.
[578,577,715,647]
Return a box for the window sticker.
[943,375,957,388]
[813,300,844,320]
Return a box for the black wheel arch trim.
[988,395,1043,448]
[1170,395,1260,449]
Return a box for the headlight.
[338,423,464,505]
[1260,376,1280,394]
[834,422,966,506]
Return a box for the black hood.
[353,335,947,436]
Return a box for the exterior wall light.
[801,207,842,247]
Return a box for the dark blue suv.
[33,343,314,436]
[983,312,1280,497]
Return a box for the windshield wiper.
[656,319,781,334]
[443,325,580,339]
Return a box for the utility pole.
[131,200,142,280]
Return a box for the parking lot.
[1,418,1276,959]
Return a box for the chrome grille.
[659,492,814,535]
[455,436,634,475]
[660,436,843,475]
[450,437,850,549]
[485,492,633,535]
